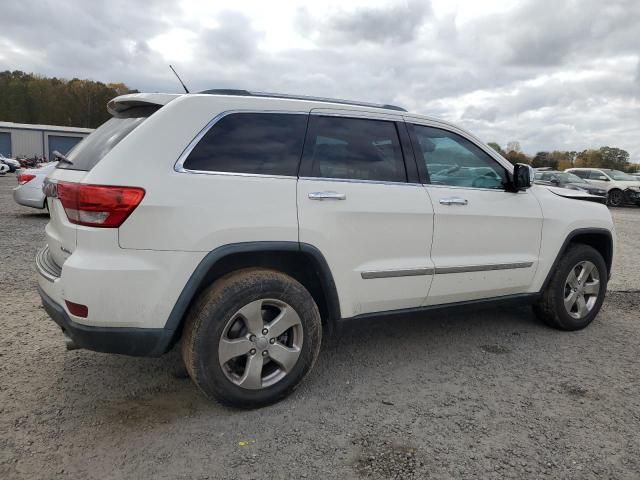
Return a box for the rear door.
[297,112,434,318]
[406,122,543,305]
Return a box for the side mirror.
[511,163,533,191]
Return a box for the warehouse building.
[0,121,94,160]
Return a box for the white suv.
[37,91,615,407]
[566,167,640,207]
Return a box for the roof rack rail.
[198,89,407,112]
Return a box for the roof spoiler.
[107,93,181,116]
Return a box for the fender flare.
[540,227,614,292]
[164,241,341,336]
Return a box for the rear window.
[57,107,156,171]
[182,113,308,176]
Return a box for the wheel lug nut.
[262,328,268,335]
[250,348,256,355]
[262,350,268,356]
[249,335,256,341]
[269,338,276,344]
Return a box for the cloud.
[0,0,639,161]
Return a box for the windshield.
[602,169,637,181]
[558,172,587,183]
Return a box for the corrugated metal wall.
[11,130,44,158]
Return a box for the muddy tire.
[181,268,322,408]
[533,244,607,331]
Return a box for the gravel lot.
[1,174,639,480]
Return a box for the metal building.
[0,122,94,160]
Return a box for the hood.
[544,185,607,204]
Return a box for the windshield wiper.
[52,150,73,165]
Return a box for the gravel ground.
[1,174,639,480]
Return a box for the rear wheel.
[181,268,322,408]
[533,244,607,330]
[607,189,624,207]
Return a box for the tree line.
[0,71,136,128]
[489,141,636,173]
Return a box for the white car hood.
[544,186,605,202]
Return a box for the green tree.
[0,70,135,128]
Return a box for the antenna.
[169,65,190,93]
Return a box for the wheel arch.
[541,228,614,292]
[165,242,341,346]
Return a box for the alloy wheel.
[218,299,303,389]
[563,260,600,319]
[608,190,624,207]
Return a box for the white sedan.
[13,162,58,209]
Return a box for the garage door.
[48,135,82,156]
[0,132,11,157]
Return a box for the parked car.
[13,162,58,209]
[0,162,9,175]
[534,170,607,199]
[37,90,615,408]
[566,168,640,207]
[1,154,21,173]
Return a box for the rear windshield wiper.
[53,150,73,165]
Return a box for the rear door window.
[57,107,157,171]
[300,116,406,182]
[183,113,308,176]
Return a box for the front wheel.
[607,189,624,207]
[181,268,322,408]
[533,244,607,330]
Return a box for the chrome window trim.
[173,110,308,177]
[299,176,421,187]
[361,262,534,279]
[424,183,530,194]
[361,268,434,279]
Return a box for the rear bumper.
[38,286,173,357]
[13,184,46,209]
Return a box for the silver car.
[13,162,58,209]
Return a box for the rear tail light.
[17,173,36,185]
[56,182,145,228]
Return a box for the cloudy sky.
[1,0,639,160]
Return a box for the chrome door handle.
[308,191,346,201]
[439,197,468,206]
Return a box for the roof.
[0,121,94,134]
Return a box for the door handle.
[308,191,346,201]
[439,197,468,206]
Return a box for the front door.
[407,123,543,305]
[297,114,434,318]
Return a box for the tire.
[607,189,624,207]
[533,244,607,331]
[181,268,322,408]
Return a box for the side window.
[411,125,507,189]
[589,170,608,180]
[302,116,407,183]
[183,113,307,176]
[571,170,589,179]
